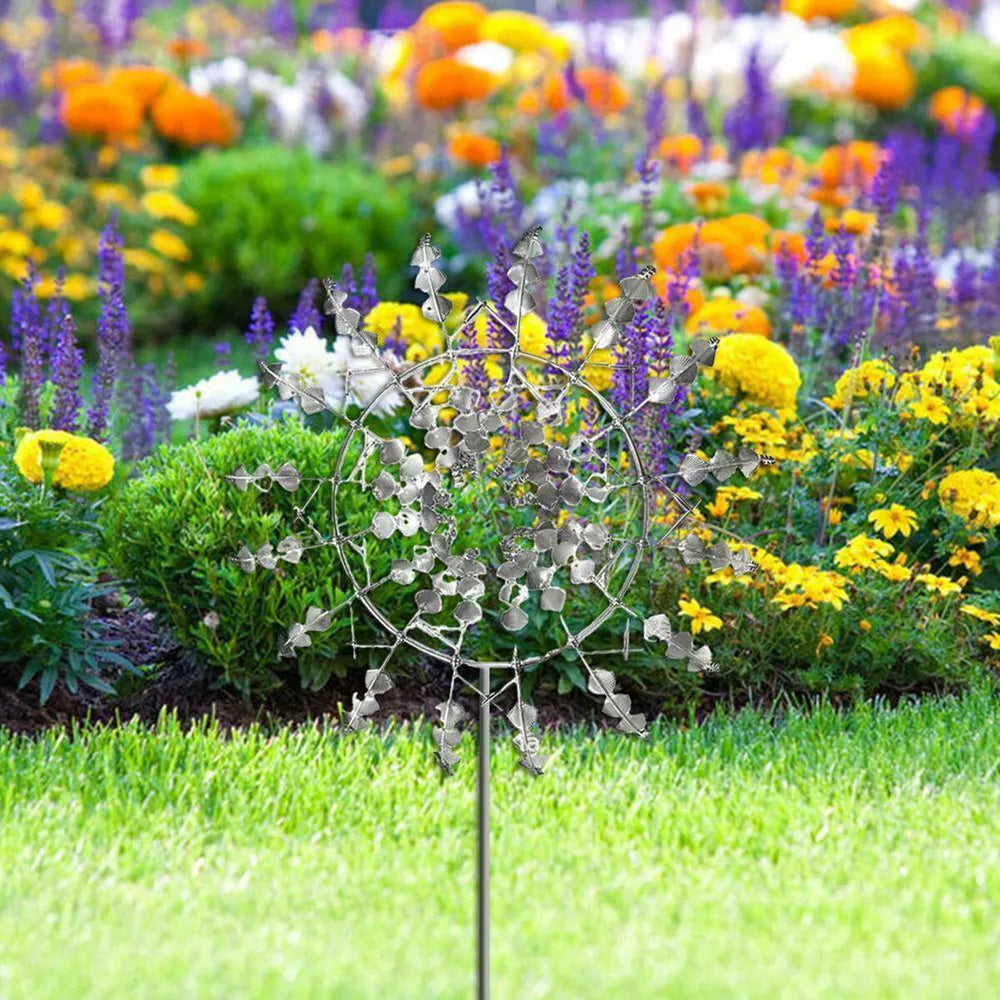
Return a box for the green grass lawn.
[3,691,1000,999]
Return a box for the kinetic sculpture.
[228,229,770,998]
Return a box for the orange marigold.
[447,131,502,168]
[417,1,488,53]
[815,141,884,190]
[540,67,628,116]
[658,133,703,174]
[929,86,987,136]
[845,33,916,111]
[62,83,143,138]
[415,58,495,111]
[151,86,239,147]
[107,65,175,110]
[41,58,101,91]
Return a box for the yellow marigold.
[0,230,33,256]
[908,390,950,425]
[867,504,918,539]
[984,633,1000,651]
[90,181,134,207]
[141,189,197,225]
[479,10,554,53]
[35,273,92,300]
[417,1,488,52]
[13,430,115,491]
[365,301,443,351]
[149,229,191,261]
[140,163,181,189]
[473,309,550,356]
[824,358,896,409]
[123,248,168,273]
[678,597,723,634]
[686,298,771,338]
[960,604,1000,627]
[938,469,1000,529]
[710,333,801,411]
[23,200,68,231]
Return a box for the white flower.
[274,326,401,417]
[274,325,336,385]
[167,370,259,422]
[434,179,491,229]
[455,41,515,76]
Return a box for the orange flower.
[151,86,238,146]
[929,86,987,136]
[653,216,769,280]
[417,1,488,52]
[808,186,851,209]
[658,133,703,174]
[770,230,807,263]
[167,36,210,61]
[447,131,502,168]
[107,65,175,110]
[575,67,628,115]
[415,58,495,111]
[651,271,705,315]
[41,58,101,91]
[540,67,628,116]
[515,88,542,115]
[846,14,927,54]
[845,32,916,111]
[61,83,143,138]
[782,0,854,20]
[687,299,771,338]
[825,209,875,236]
[740,147,807,187]
[815,141,884,190]
[686,180,729,212]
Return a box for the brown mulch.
[1,600,682,737]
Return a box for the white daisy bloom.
[167,370,259,422]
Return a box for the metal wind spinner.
[229,228,774,999]
[228,227,772,776]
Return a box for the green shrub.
[102,419,381,693]
[178,146,426,326]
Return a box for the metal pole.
[477,664,490,1000]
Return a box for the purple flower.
[360,252,378,317]
[549,233,594,365]
[245,296,275,363]
[269,0,297,41]
[87,220,131,441]
[214,340,232,369]
[290,278,321,333]
[723,46,785,155]
[49,282,84,433]
[13,268,43,429]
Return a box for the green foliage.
[178,145,426,324]
[101,418,383,694]
[0,461,133,702]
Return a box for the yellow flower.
[35,273,92,300]
[479,10,558,53]
[960,605,1000,627]
[938,469,1000,529]
[678,596,723,634]
[948,548,982,575]
[915,573,962,597]
[140,163,181,188]
[824,358,896,409]
[141,189,197,225]
[834,533,894,570]
[0,230,32,256]
[710,333,801,410]
[13,430,115,491]
[867,504,918,539]
[14,179,44,210]
[149,229,191,262]
[984,633,1000,651]
[365,301,443,351]
[90,181,134,207]
[1,255,28,280]
[875,560,912,583]
[908,390,950,425]
[182,271,204,293]
[24,200,69,231]
[123,248,168,274]
[815,633,834,655]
